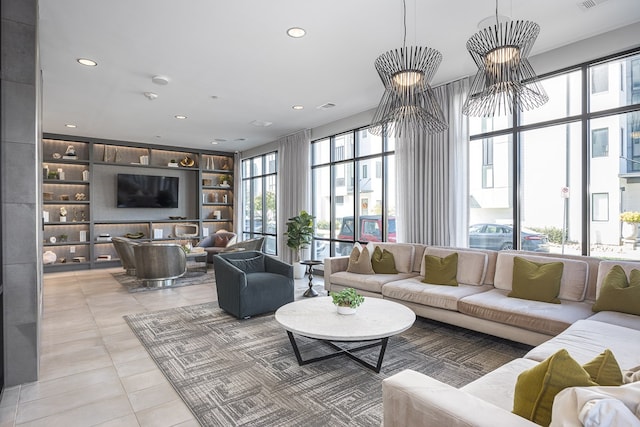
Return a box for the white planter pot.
[622,222,638,240]
[293,262,306,279]
[336,306,356,315]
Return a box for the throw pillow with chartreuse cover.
[513,349,598,426]
[592,265,640,316]
[346,245,375,275]
[508,257,564,304]
[582,349,623,386]
[371,246,398,274]
[421,253,458,286]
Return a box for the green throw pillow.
[513,349,597,426]
[371,246,398,274]
[508,257,563,304]
[346,245,375,275]
[421,253,458,286]
[592,265,640,316]
[583,349,623,386]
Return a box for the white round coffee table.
[275,296,415,372]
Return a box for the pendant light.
[371,0,447,136]
[463,1,548,117]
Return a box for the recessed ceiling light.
[211,141,219,145]
[250,120,273,127]
[292,105,304,110]
[234,138,246,141]
[143,92,158,100]
[213,138,227,142]
[77,58,97,67]
[211,95,219,100]
[65,124,77,128]
[287,27,306,38]
[152,75,170,85]
[174,115,187,120]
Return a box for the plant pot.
[336,305,356,315]
[293,262,306,279]
[622,222,638,240]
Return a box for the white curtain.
[277,130,311,263]
[396,77,469,246]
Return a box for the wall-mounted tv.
[117,173,179,208]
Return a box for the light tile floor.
[0,267,325,427]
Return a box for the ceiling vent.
[317,102,336,110]
[577,0,609,11]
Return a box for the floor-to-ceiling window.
[242,152,277,255]
[312,127,396,258]
[468,49,640,260]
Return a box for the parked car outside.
[468,223,550,252]
[335,215,396,255]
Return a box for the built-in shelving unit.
[42,135,234,272]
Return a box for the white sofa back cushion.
[420,247,488,286]
[494,253,589,301]
[595,260,640,299]
[367,243,415,274]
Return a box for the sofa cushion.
[462,358,539,412]
[525,319,640,369]
[346,245,375,274]
[595,260,640,299]
[367,243,415,273]
[494,253,589,302]
[422,253,458,286]
[330,271,417,294]
[458,289,593,336]
[421,247,488,286]
[592,265,640,316]
[583,349,623,386]
[588,311,640,331]
[513,348,598,427]
[371,246,398,274]
[382,277,492,311]
[508,257,563,304]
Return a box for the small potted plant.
[285,210,315,278]
[620,211,640,240]
[219,174,232,186]
[331,288,365,315]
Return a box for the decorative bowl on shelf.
[124,232,144,239]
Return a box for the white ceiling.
[39,0,640,153]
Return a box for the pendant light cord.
[402,0,407,49]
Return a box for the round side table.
[300,260,323,297]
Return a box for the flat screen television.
[117,173,179,208]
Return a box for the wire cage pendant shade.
[463,19,549,117]
[371,46,448,137]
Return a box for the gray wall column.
[1,0,41,385]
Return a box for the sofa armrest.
[264,256,293,278]
[383,370,537,427]
[324,256,349,292]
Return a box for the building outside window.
[241,152,277,255]
[468,50,640,260]
[312,127,395,259]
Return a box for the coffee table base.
[285,331,389,373]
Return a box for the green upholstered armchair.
[213,251,293,319]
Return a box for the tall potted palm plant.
[285,210,315,279]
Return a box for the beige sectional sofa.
[323,243,640,426]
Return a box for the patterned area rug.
[125,303,532,426]
[112,270,213,292]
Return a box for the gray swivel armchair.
[213,251,293,319]
[134,242,187,288]
[112,236,139,275]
